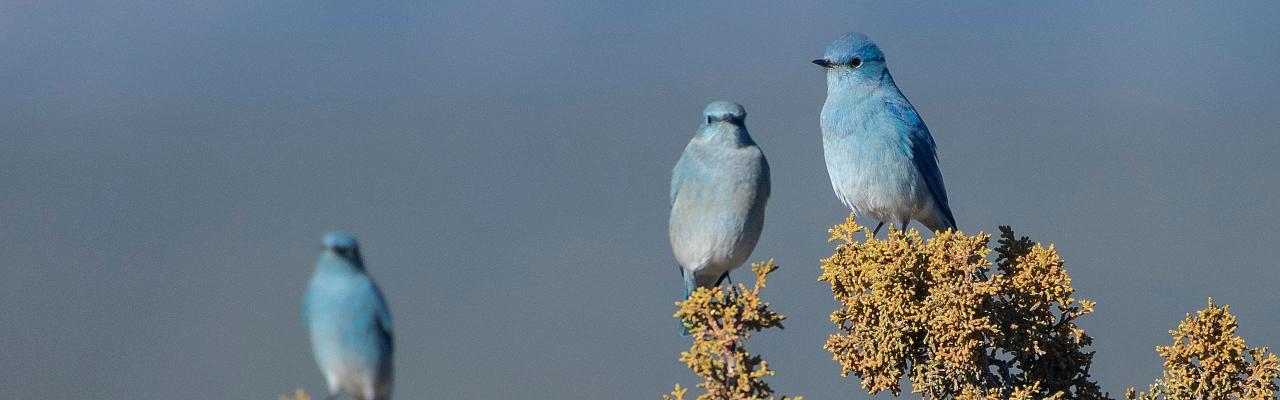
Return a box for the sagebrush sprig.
[666,260,801,400]
[819,214,1103,399]
[278,389,309,400]
[1126,299,1280,400]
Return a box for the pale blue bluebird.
[814,32,957,235]
[669,101,770,303]
[303,232,394,400]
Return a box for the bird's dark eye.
[850,57,862,68]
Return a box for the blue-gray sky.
[2,1,1278,398]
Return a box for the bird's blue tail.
[682,268,697,300]
[678,268,697,335]
[939,204,957,231]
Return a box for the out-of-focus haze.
[2,2,1278,398]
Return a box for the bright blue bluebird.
[814,32,957,235]
[669,101,770,302]
[303,232,394,400]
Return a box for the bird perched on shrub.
[669,101,771,305]
[814,32,956,235]
[303,232,394,400]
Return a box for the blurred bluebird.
[303,232,394,400]
[814,32,957,235]
[669,101,770,305]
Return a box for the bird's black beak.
[813,59,833,68]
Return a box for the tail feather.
[681,267,697,299]
[679,268,696,335]
[922,204,958,232]
[939,204,957,230]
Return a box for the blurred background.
[2,1,1278,398]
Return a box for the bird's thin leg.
[712,271,741,296]
[714,271,733,287]
[727,273,741,296]
[873,221,885,236]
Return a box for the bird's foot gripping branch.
[665,260,802,400]
[819,214,1104,399]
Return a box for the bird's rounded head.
[813,32,886,72]
[322,231,360,256]
[319,231,366,269]
[322,230,363,265]
[703,101,746,125]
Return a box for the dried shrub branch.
[1127,299,1279,400]
[819,214,1102,399]
[666,260,801,400]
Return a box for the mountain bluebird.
[814,32,957,235]
[303,232,394,400]
[669,101,770,302]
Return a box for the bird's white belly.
[312,341,375,393]
[676,234,748,275]
[671,221,752,273]
[669,202,759,279]
[825,150,929,224]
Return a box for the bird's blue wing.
[670,155,686,207]
[758,154,771,202]
[302,281,315,328]
[885,98,956,229]
[301,296,310,328]
[369,281,394,353]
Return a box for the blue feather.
[884,97,956,229]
